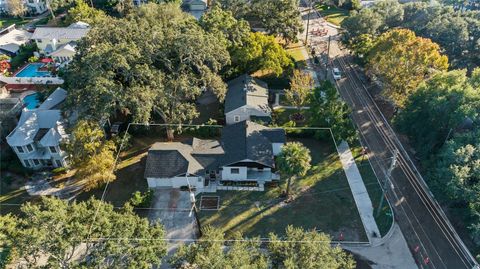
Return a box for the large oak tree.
[65,3,229,139]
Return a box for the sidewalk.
[337,141,381,244]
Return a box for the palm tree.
[276,142,312,198]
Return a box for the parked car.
[332,68,342,80]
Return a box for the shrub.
[128,189,154,208]
[28,56,39,63]
[52,167,67,175]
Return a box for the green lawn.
[198,135,367,242]
[351,146,394,237]
[315,4,350,26]
[0,17,31,28]
[286,45,308,69]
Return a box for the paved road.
[330,42,478,269]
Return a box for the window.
[24,160,30,167]
[55,160,62,167]
[49,146,57,153]
[16,146,24,153]
[231,168,240,174]
[234,115,240,122]
[26,144,33,152]
[36,39,42,43]
[33,159,40,166]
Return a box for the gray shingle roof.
[224,74,269,113]
[144,123,286,178]
[220,121,285,168]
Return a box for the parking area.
[148,188,198,253]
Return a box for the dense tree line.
[342,0,480,71]
[0,197,355,268]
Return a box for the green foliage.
[64,3,229,128]
[308,81,357,144]
[232,32,293,77]
[251,0,303,45]
[285,69,314,111]
[268,226,356,269]
[170,226,268,269]
[129,189,154,208]
[395,70,480,158]
[27,56,38,63]
[277,142,312,197]
[52,167,68,175]
[66,120,116,190]
[9,43,37,71]
[342,0,480,70]
[366,29,449,107]
[0,197,166,268]
[65,0,108,25]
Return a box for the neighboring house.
[6,88,69,169]
[0,27,32,56]
[224,74,271,125]
[30,22,90,64]
[144,120,286,191]
[182,0,208,20]
[0,0,47,15]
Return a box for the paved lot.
[148,188,198,255]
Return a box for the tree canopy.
[342,0,480,70]
[66,120,116,190]
[170,226,355,269]
[285,69,314,112]
[277,142,312,197]
[65,0,108,25]
[65,3,229,126]
[308,81,357,143]
[252,0,303,45]
[268,226,356,269]
[366,29,448,107]
[395,69,480,158]
[0,197,166,268]
[170,226,268,269]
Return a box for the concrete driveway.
[148,188,198,254]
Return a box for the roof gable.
[224,74,269,113]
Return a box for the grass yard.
[351,146,394,237]
[315,4,350,26]
[272,108,309,127]
[0,17,31,28]
[198,135,367,242]
[0,175,33,215]
[286,44,308,69]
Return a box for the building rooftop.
[224,74,270,114]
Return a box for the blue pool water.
[23,93,40,109]
[15,63,51,77]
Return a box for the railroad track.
[330,45,478,269]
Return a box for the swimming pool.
[23,93,40,109]
[15,63,52,78]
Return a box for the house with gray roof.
[144,121,285,191]
[224,74,271,125]
[31,22,90,64]
[6,88,69,169]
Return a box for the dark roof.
[144,150,189,178]
[224,74,269,113]
[33,128,49,142]
[220,121,285,168]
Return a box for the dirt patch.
[200,196,219,210]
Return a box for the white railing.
[0,75,64,85]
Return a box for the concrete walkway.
[344,223,418,269]
[337,141,381,244]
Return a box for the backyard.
[198,133,368,241]
[315,4,350,26]
[0,17,30,29]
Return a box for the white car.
[332,68,342,80]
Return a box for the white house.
[6,88,69,169]
[0,0,47,15]
[224,74,271,125]
[182,0,208,20]
[144,121,286,190]
[30,22,90,64]
[0,27,32,56]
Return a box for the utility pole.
[324,35,331,79]
[376,149,398,218]
[186,175,202,237]
[305,0,312,45]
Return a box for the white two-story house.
[224,74,271,125]
[6,88,69,169]
[31,22,89,64]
